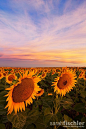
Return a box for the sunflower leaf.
[80,91,86,98]
[56,112,63,121]
[0,85,5,91]
[0,123,5,129]
[64,114,72,122]
[0,90,7,96]
[44,107,51,116]
[23,123,36,129]
[1,115,9,123]
[26,108,40,125]
[7,112,27,129]
[44,114,53,125]
[74,103,86,113]
[0,108,7,115]
[63,115,74,129]
[34,114,45,129]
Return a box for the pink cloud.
[0,0,86,67]
[0,47,86,66]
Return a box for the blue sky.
[0,0,86,67]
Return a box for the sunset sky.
[0,0,86,67]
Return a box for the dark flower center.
[63,80,67,85]
[8,75,15,81]
[57,74,71,89]
[12,78,34,103]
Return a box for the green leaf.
[56,112,63,121]
[1,77,6,84]
[34,114,45,129]
[51,114,58,122]
[0,123,5,129]
[27,108,39,116]
[0,85,5,91]
[0,109,6,115]
[2,115,9,123]
[0,104,4,109]
[74,103,86,113]
[64,114,72,122]
[23,124,36,129]
[42,96,53,108]
[44,107,51,116]
[80,91,86,98]
[64,115,73,129]
[0,90,7,96]
[44,114,53,125]
[7,112,26,129]
[60,97,73,109]
[26,108,40,125]
[44,113,59,127]
[81,117,86,122]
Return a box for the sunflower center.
[0,73,2,77]
[3,73,6,76]
[85,75,86,78]
[12,78,34,103]
[57,74,71,89]
[56,69,59,72]
[63,80,67,85]
[8,75,15,81]
[42,73,46,77]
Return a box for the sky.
[0,0,86,67]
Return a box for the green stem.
[84,80,85,92]
[54,92,58,129]
[4,78,7,89]
[55,93,58,114]
[84,80,85,87]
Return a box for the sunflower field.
[0,67,86,129]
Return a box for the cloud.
[0,0,86,67]
[0,47,86,65]
[0,0,86,49]
[0,54,3,57]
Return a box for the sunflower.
[41,72,47,79]
[6,74,17,84]
[36,89,44,97]
[47,68,51,73]
[5,70,41,115]
[52,68,77,96]
[43,68,48,73]
[37,68,42,74]
[78,71,85,79]
[55,68,60,73]
[0,68,3,72]
[3,71,8,77]
[0,72,4,79]
[52,71,55,75]
[10,69,14,73]
[84,74,86,80]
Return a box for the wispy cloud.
[0,47,86,65]
[0,0,86,67]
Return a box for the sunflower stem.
[55,92,58,114]
[54,92,58,129]
[84,80,85,91]
[84,80,85,86]
[5,78,7,88]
